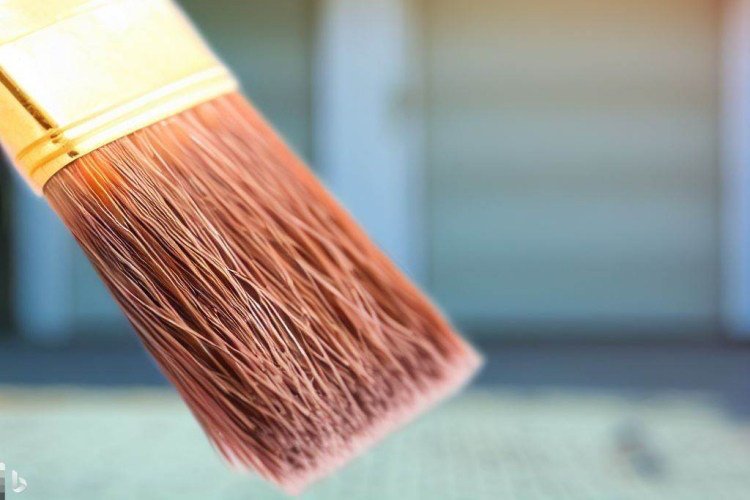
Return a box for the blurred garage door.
[423,0,720,335]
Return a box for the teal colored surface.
[1,388,749,499]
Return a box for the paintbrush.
[0,0,481,493]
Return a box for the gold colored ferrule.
[0,0,238,193]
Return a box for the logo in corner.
[0,462,27,495]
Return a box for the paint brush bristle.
[44,93,481,494]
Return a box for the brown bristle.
[44,93,481,494]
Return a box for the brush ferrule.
[0,0,238,194]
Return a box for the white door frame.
[314,0,427,282]
[722,0,750,338]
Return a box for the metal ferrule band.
[0,0,238,193]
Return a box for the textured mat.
[1,388,749,499]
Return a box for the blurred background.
[2,0,750,498]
